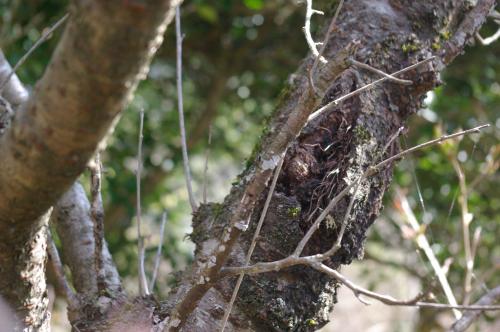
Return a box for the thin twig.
[450,286,500,332]
[176,6,197,212]
[303,0,325,63]
[202,125,212,204]
[90,153,107,292]
[449,154,474,305]
[136,109,149,296]
[308,0,345,92]
[47,230,78,309]
[313,263,500,311]
[349,58,413,85]
[0,13,69,92]
[149,211,168,291]
[395,188,461,319]
[475,29,500,45]
[219,152,286,332]
[308,56,435,121]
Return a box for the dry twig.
[219,152,286,332]
[202,125,212,204]
[307,0,345,92]
[349,58,413,85]
[0,13,69,92]
[176,5,197,212]
[308,56,435,121]
[136,109,149,296]
[450,286,500,332]
[395,188,461,318]
[149,211,168,291]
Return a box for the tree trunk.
[169,0,494,330]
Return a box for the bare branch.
[308,0,345,92]
[219,152,286,332]
[395,188,461,318]
[149,211,168,291]
[47,230,78,309]
[0,13,69,93]
[448,147,475,305]
[476,29,500,45]
[303,0,325,63]
[136,109,149,296]
[90,153,106,292]
[176,5,197,212]
[451,286,500,332]
[313,263,500,311]
[308,56,435,121]
[203,125,212,204]
[349,58,413,85]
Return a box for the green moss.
[287,206,301,218]
[212,203,224,218]
[440,30,451,41]
[432,41,441,51]
[354,125,371,142]
[306,319,318,326]
[402,42,419,54]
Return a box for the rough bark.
[0,0,179,329]
[166,0,495,331]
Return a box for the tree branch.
[450,286,500,332]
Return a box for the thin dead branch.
[203,125,212,204]
[219,151,286,332]
[308,56,435,121]
[313,263,500,311]
[0,13,69,92]
[149,211,168,291]
[450,286,500,332]
[349,58,413,85]
[395,188,461,319]
[448,148,475,305]
[476,29,500,45]
[308,0,345,92]
[176,5,197,212]
[303,0,325,64]
[136,109,149,296]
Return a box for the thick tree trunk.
[168,0,494,331]
[0,0,179,329]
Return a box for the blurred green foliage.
[1,1,498,329]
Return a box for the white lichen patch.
[261,154,281,170]
[234,220,249,231]
[201,239,219,256]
